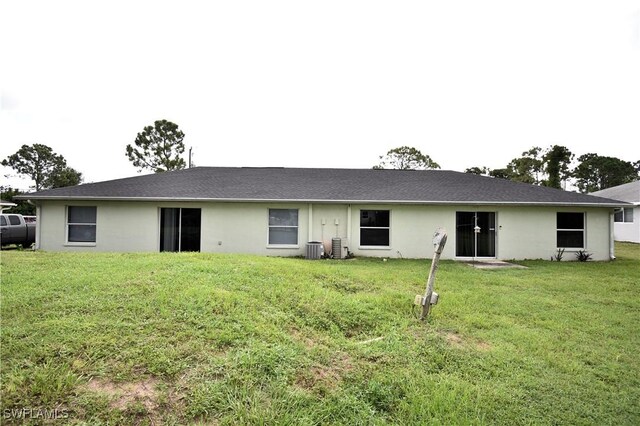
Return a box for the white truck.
[0,214,36,248]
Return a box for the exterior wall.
[200,202,308,256]
[309,204,350,258]
[348,204,456,259]
[38,201,160,252]
[613,206,640,243]
[496,206,611,261]
[38,200,309,256]
[346,204,611,261]
[37,200,614,260]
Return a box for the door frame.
[455,211,497,259]
[158,207,202,252]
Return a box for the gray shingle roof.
[16,167,627,206]
[591,181,640,204]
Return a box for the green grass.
[1,243,639,425]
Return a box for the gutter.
[13,195,630,208]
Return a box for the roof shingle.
[591,181,640,204]
[17,167,626,206]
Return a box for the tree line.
[462,145,639,192]
[2,122,639,215]
[2,144,84,215]
[1,119,187,214]
[374,145,639,193]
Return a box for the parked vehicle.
[1,214,36,248]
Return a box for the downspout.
[35,203,41,250]
[308,203,313,242]
[347,204,352,246]
[609,209,616,260]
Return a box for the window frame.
[267,208,299,248]
[556,212,585,250]
[359,209,391,249]
[65,206,97,246]
[614,207,634,223]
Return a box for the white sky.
[1,0,639,190]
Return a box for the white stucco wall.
[36,200,614,260]
[495,206,611,261]
[346,204,611,261]
[200,202,308,256]
[613,206,640,243]
[38,201,160,252]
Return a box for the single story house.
[17,167,627,260]
[592,180,640,243]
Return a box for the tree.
[47,165,83,188]
[464,166,491,176]
[126,120,186,173]
[373,146,440,170]
[573,154,638,193]
[488,168,511,179]
[2,143,82,191]
[505,147,544,184]
[0,186,35,215]
[542,145,573,189]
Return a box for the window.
[268,209,298,245]
[67,206,97,243]
[8,215,21,225]
[614,208,634,223]
[360,210,390,246]
[614,210,623,222]
[1,216,6,226]
[625,208,635,223]
[557,212,584,249]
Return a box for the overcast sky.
[1,1,639,190]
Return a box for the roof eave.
[15,195,629,208]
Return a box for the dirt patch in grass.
[290,327,318,349]
[475,340,491,351]
[295,352,354,391]
[440,330,492,352]
[84,377,159,411]
[443,331,464,346]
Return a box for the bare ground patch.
[439,330,492,352]
[84,377,160,411]
[295,352,354,391]
[290,327,318,349]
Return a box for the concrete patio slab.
[463,260,528,270]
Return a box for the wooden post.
[420,228,447,321]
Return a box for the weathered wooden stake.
[420,228,447,321]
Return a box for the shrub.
[551,248,565,262]
[575,250,593,262]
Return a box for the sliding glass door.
[456,212,496,257]
[160,208,201,252]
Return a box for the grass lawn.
[1,243,639,425]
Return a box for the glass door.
[476,212,496,257]
[180,208,201,252]
[456,212,496,257]
[160,208,201,252]
[160,208,180,252]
